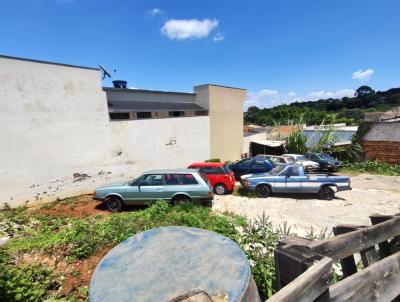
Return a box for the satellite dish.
[99,64,112,80]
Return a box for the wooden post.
[370,214,395,258]
[274,237,315,289]
[331,224,379,268]
[332,225,358,277]
[274,238,331,301]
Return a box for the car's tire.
[214,183,227,195]
[172,195,191,206]
[255,184,271,198]
[105,196,123,212]
[319,186,335,200]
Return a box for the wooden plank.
[274,244,322,286]
[268,257,333,302]
[330,251,400,302]
[359,246,379,267]
[332,224,379,268]
[278,236,313,248]
[332,226,358,277]
[309,217,400,260]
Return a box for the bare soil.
[28,194,110,218]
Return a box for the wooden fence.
[270,214,400,302]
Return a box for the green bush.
[0,250,59,302]
[205,158,221,162]
[0,201,279,301]
[341,160,400,176]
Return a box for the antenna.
[99,64,112,80]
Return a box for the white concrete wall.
[363,123,400,142]
[0,57,210,208]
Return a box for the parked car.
[229,157,275,180]
[240,164,351,200]
[187,162,235,195]
[282,154,320,171]
[256,154,295,165]
[305,152,342,171]
[94,169,214,212]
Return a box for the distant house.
[362,108,400,164]
[364,107,400,123]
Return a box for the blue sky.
[1,0,399,109]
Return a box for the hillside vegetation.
[245,86,400,126]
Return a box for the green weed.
[340,160,400,176]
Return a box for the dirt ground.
[11,173,398,297]
[213,174,400,236]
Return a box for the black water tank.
[112,80,127,89]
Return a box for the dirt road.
[213,174,400,236]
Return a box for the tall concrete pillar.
[194,84,246,162]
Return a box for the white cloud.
[162,18,219,40]
[306,89,354,100]
[351,69,374,81]
[245,88,355,110]
[259,89,278,96]
[149,8,162,17]
[213,32,225,42]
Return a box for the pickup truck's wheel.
[172,195,191,206]
[105,196,123,212]
[319,186,335,200]
[255,184,271,198]
[214,184,227,195]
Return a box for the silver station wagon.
[94,169,214,212]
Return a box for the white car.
[282,154,320,171]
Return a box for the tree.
[247,106,260,114]
[355,86,375,98]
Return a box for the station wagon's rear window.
[165,174,199,185]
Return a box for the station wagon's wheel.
[214,184,227,195]
[255,184,271,198]
[319,186,335,200]
[105,196,123,212]
[172,195,191,206]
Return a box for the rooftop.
[108,100,207,113]
[103,87,195,96]
[0,54,99,71]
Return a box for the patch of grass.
[0,250,60,302]
[234,188,258,198]
[340,160,400,176]
[0,201,279,301]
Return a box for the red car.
[188,162,236,195]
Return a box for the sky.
[1,0,400,109]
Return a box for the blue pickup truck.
[240,164,351,200]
